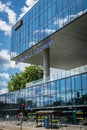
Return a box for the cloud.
[0,49,11,69]
[16,62,29,71]
[0,20,11,35]
[34,28,55,41]
[0,81,7,86]
[0,1,16,25]
[0,88,8,95]
[19,0,39,19]
[6,1,11,7]
[41,28,55,34]
[0,1,16,35]
[54,10,86,28]
[0,73,10,80]
[0,49,29,95]
[25,0,39,7]
[0,49,29,71]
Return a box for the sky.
[0,0,64,95]
[0,0,41,94]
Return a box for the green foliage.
[8,65,43,92]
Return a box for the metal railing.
[26,65,87,88]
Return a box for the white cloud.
[0,73,10,80]
[0,49,11,70]
[0,88,8,95]
[0,49,29,95]
[54,10,86,28]
[41,28,55,35]
[0,82,7,86]
[19,0,39,19]
[6,1,11,7]
[16,62,29,71]
[0,49,29,71]
[0,20,11,35]
[25,0,39,7]
[34,28,55,38]
[0,1,16,25]
[0,1,16,35]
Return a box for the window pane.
[83,90,87,105]
[61,79,65,93]
[66,78,71,92]
[75,75,81,91]
[82,73,87,89]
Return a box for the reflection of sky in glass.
[66,92,72,102]
[83,90,87,97]
[82,74,87,89]
[61,79,65,93]
[61,93,65,101]
[75,75,81,90]
[57,93,61,102]
[66,78,71,92]
[51,81,56,94]
[35,85,42,96]
[11,0,87,58]
[0,72,87,108]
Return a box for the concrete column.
[43,48,50,78]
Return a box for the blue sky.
[0,0,64,94]
[0,0,41,94]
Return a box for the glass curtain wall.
[11,0,87,59]
[0,72,87,124]
[0,72,87,110]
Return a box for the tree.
[8,65,43,92]
[23,65,43,82]
[8,73,25,91]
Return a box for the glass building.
[11,0,87,78]
[1,0,87,126]
[0,67,87,125]
[11,0,87,59]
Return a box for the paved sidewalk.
[0,121,87,130]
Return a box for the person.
[6,114,9,121]
[17,113,21,121]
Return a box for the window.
[52,4,56,17]
[75,75,81,91]
[82,74,87,89]
[61,93,66,106]
[58,0,62,11]
[83,90,87,105]
[71,77,75,91]
[63,0,68,8]
[56,80,61,93]
[66,78,71,92]
[50,81,56,94]
[61,79,65,93]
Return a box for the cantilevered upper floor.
[11,0,87,69]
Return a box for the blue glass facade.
[11,0,87,59]
[0,72,87,110]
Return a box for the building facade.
[0,67,87,124]
[0,0,87,126]
[11,0,87,60]
[11,0,87,77]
